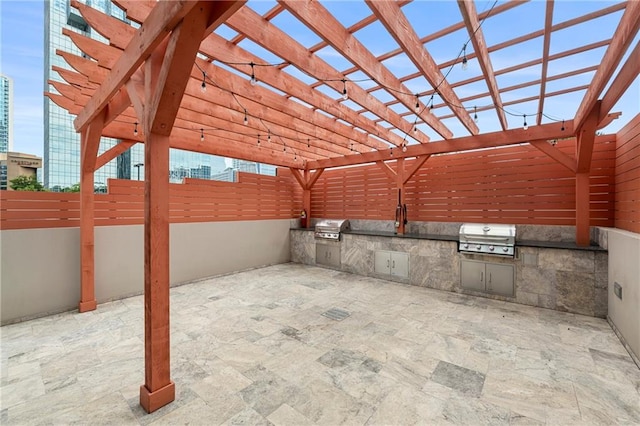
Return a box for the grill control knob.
[502,247,509,252]
[489,246,495,251]
[476,245,481,250]
[463,243,469,249]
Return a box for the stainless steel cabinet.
[460,259,514,297]
[316,243,341,268]
[374,250,409,278]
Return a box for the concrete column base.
[140,381,175,413]
[78,300,97,312]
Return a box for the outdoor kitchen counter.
[290,227,608,318]
[291,227,605,251]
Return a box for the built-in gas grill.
[459,223,516,257]
[314,219,350,241]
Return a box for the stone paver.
[1,263,639,425]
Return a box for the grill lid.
[459,223,516,256]
[315,219,351,232]
[459,223,515,243]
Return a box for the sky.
[0,0,638,159]
[1,0,44,156]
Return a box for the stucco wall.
[605,228,640,363]
[1,220,291,324]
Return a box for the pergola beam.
[599,40,640,122]
[306,120,573,170]
[458,0,508,131]
[73,0,201,132]
[366,0,479,135]
[281,0,453,140]
[573,0,640,131]
[536,0,554,126]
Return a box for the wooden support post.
[79,160,97,312]
[78,116,103,313]
[139,131,174,413]
[575,172,591,246]
[290,168,323,227]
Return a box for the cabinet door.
[374,250,391,275]
[316,244,329,266]
[460,259,485,291]
[486,263,514,296]
[326,245,341,267]
[390,252,409,278]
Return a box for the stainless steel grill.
[459,223,516,257]
[314,219,350,241]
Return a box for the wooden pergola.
[47,0,639,413]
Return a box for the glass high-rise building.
[0,74,13,153]
[44,0,227,190]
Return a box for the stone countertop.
[290,227,606,251]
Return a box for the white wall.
[606,228,640,363]
[1,220,291,324]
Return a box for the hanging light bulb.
[473,106,478,123]
[200,71,207,93]
[461,44,468,71]
[250,62,257,86]
[133,121,138,136]
[283,144,286,152]
[402,143,407,153]
[307,139,310,148]
[294,154,297,161]
[243,109,248,126]
[257,134,261,146]
[413,125,418,134]
[350,142,353,152]
[523,114,528,130]
[415,95,420,113]
[561,120,565,131]
[267,130,271,141]
[429,95,434,110]
[200,128,204,142]
[341,79,348,101]
[390,148,393,157]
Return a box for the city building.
[0,151,42,190]
[0,74,14,153]
[43,0,229,190]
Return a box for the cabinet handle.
[480,271,484,282]
[387,259,390,267]
[392,260,395,268]
[489,273,492,283]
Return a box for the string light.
[523,114,528,130]
[561,120,565,131]
[402,142,407,153]
[257,134,260,146]
[341,78,348,101]
[415,95,420,113]
[200,70,207,93]
[249,62,257,86]
[243,109,248,126]
[283,144,286,152]
[473,106,478,123]
[461,44,468,71]
[267,130,271,141]
[200,128,204,141]
[413,125,418,134]
[133,121,138,136]
[307,139,310,148]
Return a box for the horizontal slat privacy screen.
[310,137,616,227]
[0,172,298,230]
[1,133,633,232]
[614,114,640,233]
